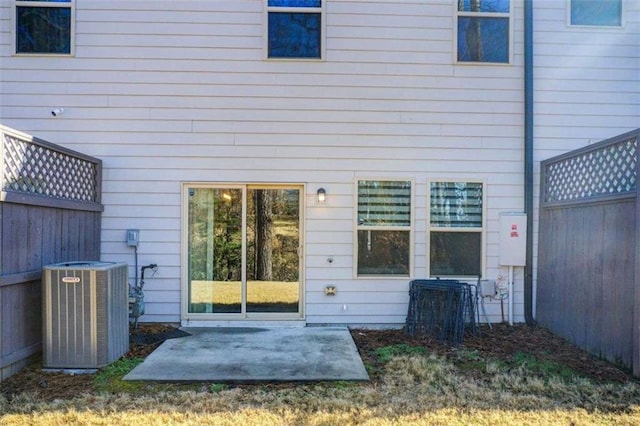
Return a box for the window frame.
[13,0,75,56]
[567,0,624,28]
[354,178,414,279]
[427,179,487,278]
[263,0,326,61]
[454,0,513,65]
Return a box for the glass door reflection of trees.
[187,186,301,316]
[188,188,243,313]
[247,189,300,313]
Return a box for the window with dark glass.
[15,0,73,54]
[429,181,484,277]
[456,0,510,64]
[267,0,323,59]
[356,180,411,277]
[570,0,622,27]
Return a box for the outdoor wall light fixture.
[317,188,326,203]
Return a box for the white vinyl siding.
[0,0,533,325]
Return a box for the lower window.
[357,230,410,276]
[430,232,482,276]
[355,180,412,277]
[428,180,485,277]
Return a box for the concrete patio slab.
[123,327,369,382]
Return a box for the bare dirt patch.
[1,323,634,402]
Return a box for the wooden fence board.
[601,205,617,362]
[584,205,603,355]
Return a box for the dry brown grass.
[2,407,640,426]
[2,351,640,425]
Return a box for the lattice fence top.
[2,133,100,203]
[543,133,637,204]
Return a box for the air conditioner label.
[62,276,81,284]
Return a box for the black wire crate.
[405,279,477,344]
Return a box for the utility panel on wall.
[499,212,527,266]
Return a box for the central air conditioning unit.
[42,261,129,369]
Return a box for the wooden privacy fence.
[537,128,640,376]
[0,125,103,381]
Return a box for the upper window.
[266,0,324,59]
[428,181,485,277]
[356,180,412,277]
[15,0,74,55]
[456,0,511,64]
[570,0,622,27]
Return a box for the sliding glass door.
[185,185,302,319]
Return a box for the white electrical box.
[499,212,527,266]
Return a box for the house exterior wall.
[531,0,640,316]
[0,0,635,326]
